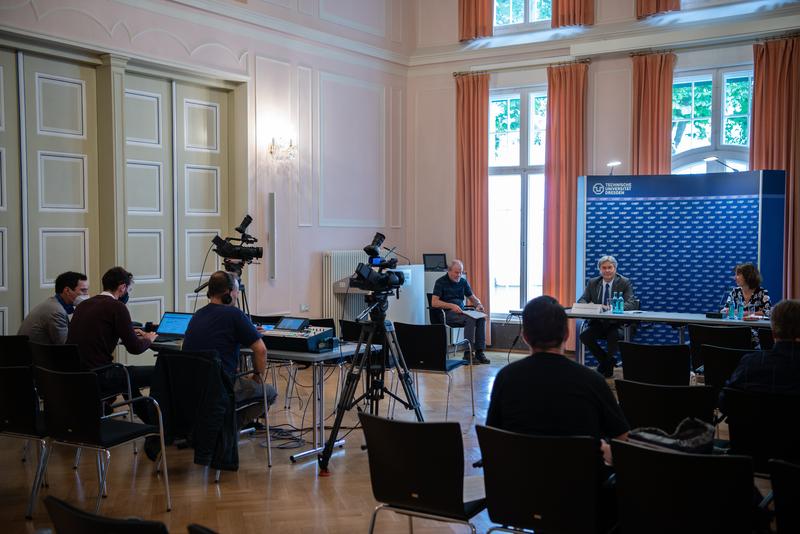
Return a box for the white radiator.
[322,250,369,326]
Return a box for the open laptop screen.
[423,253,448,271]
[156,312,193,335]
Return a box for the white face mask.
[73,294,90,307]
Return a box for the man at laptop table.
[182,271,278,424]
[67,266,157,420]
[431,259,490,364]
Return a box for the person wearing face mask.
[18,271,88,344]
[67,266,157,420]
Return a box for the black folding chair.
[757,328,774,350]
[0,364,48,518]
[476,425,600,534]
[34,367,171,513]
[44,495,168,533]
[700,344,751,395]
[359,412,485,533]
[687,324,752,371]
[615,379,716,432]
[619,341,690,385]
[722,387,800,473]
[0,335,32,366]
[612,439,754,534]
[769,459,800,534]
[394,322,474,419]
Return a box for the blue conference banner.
[576,171,785,357]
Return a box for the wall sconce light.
[703,156,739,172]
[607,160,622,175]
[268,137,297,161]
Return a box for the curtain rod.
[629,48,675,57]
[452,58,590,77]
[759,32,800,43]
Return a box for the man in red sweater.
[67,266,157,421]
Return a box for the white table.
[565,309,771,365]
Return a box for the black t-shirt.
[486,352,629,440]
[432,274,473,308]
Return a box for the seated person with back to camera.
[182,271,278,426]
[67,267,157,421]
[578,255,636,378]
[487,295,629,534]
[18,270,89,344]
[431,259,489,364]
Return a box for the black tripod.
[318,291,424,473]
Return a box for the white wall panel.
[37,151,88,212]
[39,228,88,287]
[35,73,86,138]
[125,89,162,146]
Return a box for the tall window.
[671,67,753,173]
[489,89,547,316]
[494,0,552,29]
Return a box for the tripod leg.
[384,327,424,422]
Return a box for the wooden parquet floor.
[1,351,529,534]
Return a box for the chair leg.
[94,450,110,514]
[215,469,221,483]
[21,440,30,463]
[284,364,298,410]
[152,404,172,512]
[408,515,414,533]
[368,504,388,534]
[73,448,82,469]
[262,382,272,469]
[445,374,452,421]
[468,356,475,417]
[25,439,49,519]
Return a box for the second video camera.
[349,233,404,293]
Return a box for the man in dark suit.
[578,255,636,377]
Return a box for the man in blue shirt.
[183,271,278,423]
[431,259,489,364]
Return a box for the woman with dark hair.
[721,263,771,318]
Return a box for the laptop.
[423,253,448,272]
[154,312,193,342]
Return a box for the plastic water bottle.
[737,301,744,320]
[727,297,736,319]
[614,292,622,314]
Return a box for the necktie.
[603,283,610,306]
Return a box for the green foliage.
[533,0,551,21]
[495,0,524,25]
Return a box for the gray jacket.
[17,296,69,344]
[578,274,637,310]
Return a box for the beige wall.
[0,0,797,325]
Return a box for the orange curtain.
[637,0,680,19]
[750,37,800,299]
[459,0,493,41]
[543,63,588,345]
[552,0,594,28]
[455,73,491,340]
[631,52,676,175]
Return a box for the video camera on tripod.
[349,233,405,295]
[212,214,263,275]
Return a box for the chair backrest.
[0,335,32,366]
[151,348,221,439]
[308,318,335,330]
[393,322,449,372]
[687,324,752,370]
[614,379,716,432]
[44,495,169,534]
[612,440,754,534]
[338,319,363,343]
[619,342,690,385]
[700,344,751,392]
[359,412,467,518]
[29,342,83,371]
[722,387,800,472]
[187,524,220,534]
[0,365,42,435]
[34,367,103,444]
[476,425,598,534]
[758,328,774,350]
[426,293,445,325]
[769,459,800,534]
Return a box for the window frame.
[489,85,547,319]
[671,65,753,172]
[493,0,551,34]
